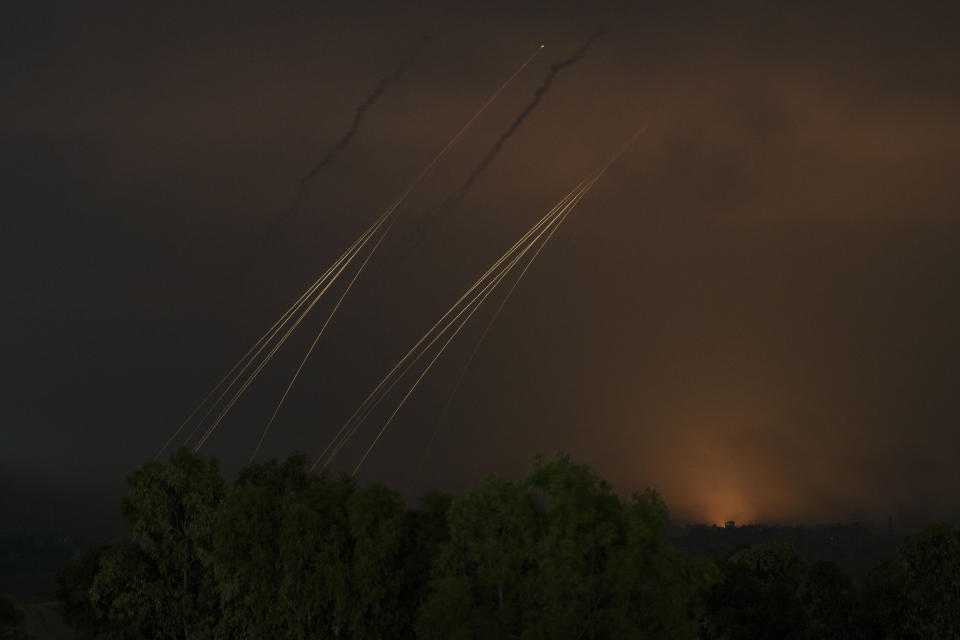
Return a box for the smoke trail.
[284,36,430,217]
[402,28,606,255]
[447,27,606,207]
[240,48,545,461]
[160,48,541,461]
[236,36,430,284]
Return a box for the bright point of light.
[539,44,545,49]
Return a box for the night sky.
[3,1,960,537]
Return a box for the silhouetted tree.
[398,489,454,630]
[0,598,22,629]
[212,455,316,638]
[57,543,147,639]
[60,450,960,640]
[342,482,412,637]
[56,548,103,637]
[120,447,225,639]
[214,455,421,638]
[0,596,29,640]
[418,455,714,639]
[801,560,857,639]
[273,467,357,638]
[892,523,960,639]
[702,542,808,639]
[86,545,153,639]
[850,558,904,639]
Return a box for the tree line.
[55,449,960,639]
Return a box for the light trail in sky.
[156,46,545,459]
[312,125,646,475]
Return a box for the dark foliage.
[56,450,960,639]
[0,596,29,640]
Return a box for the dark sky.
[3,1,959,536]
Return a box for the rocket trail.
[445,126,650,414]
[311,183,589,472]
[405,27,607,253]
[447,27,607,207]
[154,214,380,458]
[312,180,591,473]
[327,188,590,474]
[350,243,541,477]
[284,38,429,217]
[228,37,429,296]
[155,46,542,460]
[162,35,429,457]
[317,126,646,476]
[248,220,393,462]
[311,183,585,470]
[191,224,379,452]
[243,46,544,462]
